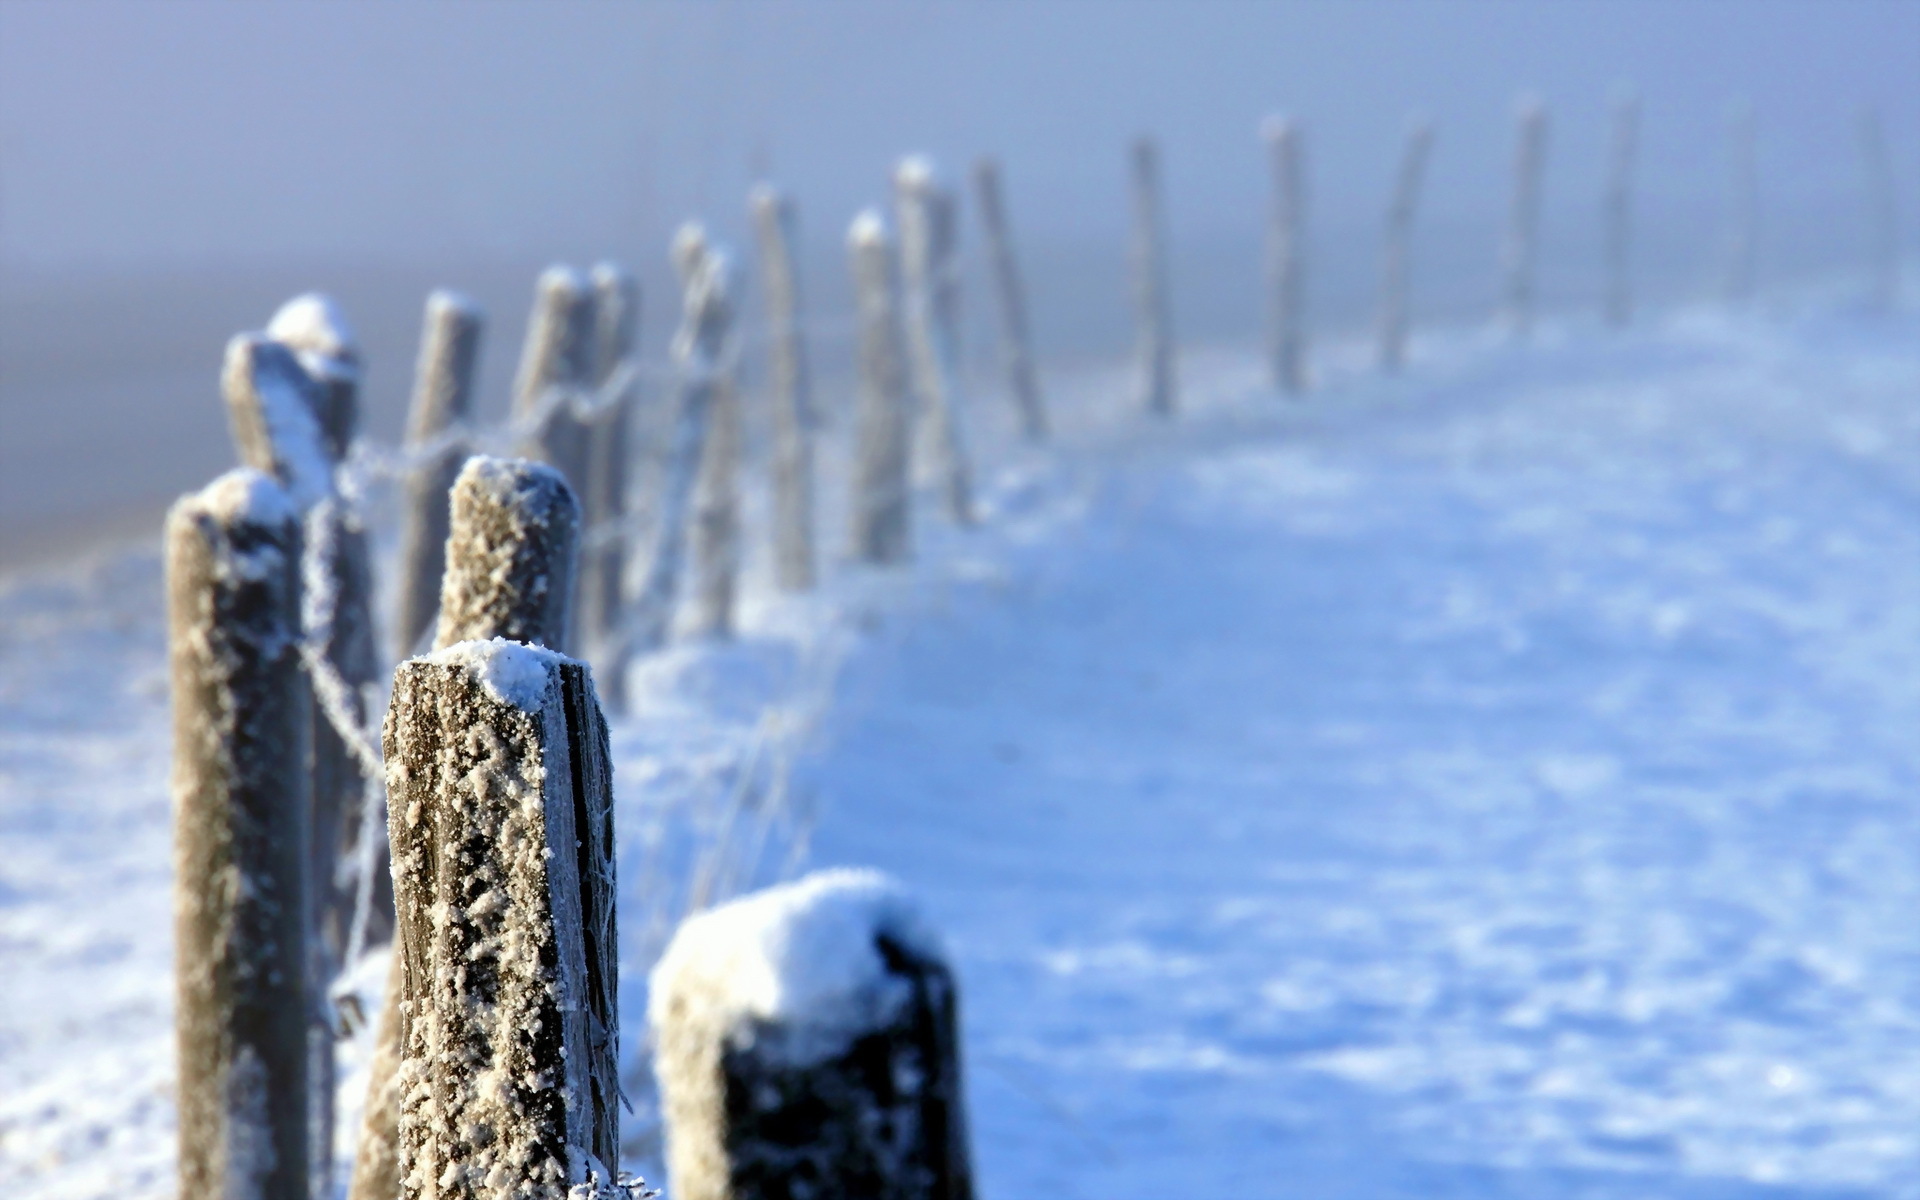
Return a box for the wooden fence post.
[584,262,640,651]
[385,638,618,1199]
[971,156,1047,440]
[751,183,819,590]
[1722,100,1757,305]
[168,467,311,1200]
[652,869,972,1200]
[1378,118,1434,373]
[848,210,914,565]
[267,293,362,463]
[1501,97,1549,337]
[1129,136,1177,415]
[895,157,976,525]
[1858,105,1899,312]
[1603,87,1639,328]
[515,265,598,494]
[393,291,484,661]
[1262,116,1308,393]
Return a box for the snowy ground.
[7,305,1920,1198]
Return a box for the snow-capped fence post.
[1263,116,1308,393]
[751,183,819,590]
[1500,97,1548,337]
[584,263,640,650]
[1603,87,1639,328]
[1378,117,1434,373]
[896,157,977,525]
[1130,135,1177,415]
[393,290,484,661]
[384,638,619,1200]
[848,210,914,565]
[167,467,311,1200]
[1858,105,1898,312]
[971,156,1046,440]
[1722,100,1757,306]
[652,870,973,1200]
[514,265,598,494]
[268,293,362,463]
[671,226,744,641]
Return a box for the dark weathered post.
[895,157,976,525]
[514,265,598,494]
[971,156,1046,440]
[1500,97,1549,337]
[750,183,818,590]
[392,290,484,660]
[1129,136,1176,415]
[268,293,362,462]
[583,262,640,651]
[385,638,618,1199]
[1722,99,1757,306]
[1262,116,1308,393]
[1858,105,1899,312]
[1603,87,1639,329]
[652,869,972,1200]
[168,467,311,1200]
[847,210,914,565]
[1379,118,1434,373]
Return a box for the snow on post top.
[894,154,938,194]
[426,288,483,323]
[847,209,889,250]
[649,869,944,1065]
[222,334,334,513]
[670,222,711,286]
[422,636,572,711]
[185,466,298,531]
[266,293,362,382]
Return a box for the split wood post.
[1378,118,1434,373]
[750,183,819,590]
[1501,97,1549,338]
[1722,100,1757,306]
[514,265,598,495]
[583,263,640,653]
[392,291,484,661]
[384,637,619,1200]
[1263,116,1308,393]
[651,869,973,1200]
[895,157,976,525]
[167,467,311,1200]
[1129,136,1177,415]
[349,455,583,1200]
[1858,105,1899,312]
[848,210,914,565]
[971,156,1047,440]
[1603,87,1639,328]
[268,293,362,463]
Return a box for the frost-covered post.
[672,226,744,640]
[750,184,818,590]
[168,467,311,1200]
[1378,118,1433,373]
[653,870,972,1200]
[971,157,1046,440]
[268,293,362,463]
[1603,87,1639,328]
[1130,136,1177,415]
[1500,97,1549,337]
[895,157,976,525]
[848,211,913,565]
[1263,116,1308,393]
[1722,100,1758,305]
[384,638,619,1200]
[583,263,640,648]
[1858,105,1899,312]
[392,291,484,660]
[514,266,598,494]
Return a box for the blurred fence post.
[1129,136,1177,415]
[393,291,484,661]
[896,157,976,525]
[1501,97,1548,338]
[1378,119,1433,373]
[585,263,640,652]
[1263,116,1308,393]
[268,293,362,463]
[752,184,819,590]
[1603,88,1639,328]
[848,210,914,565]
[972,157,1046,440]
[514,265,598,494]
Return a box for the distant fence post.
[268,293,362,463]
[1129,136,1177,415]
[585,262,640,651]
[1263,116,1308,393]
[652,869,973,1200]
[514,265,598,494]
[1858,105,1899,312]
[1378,118,1433,373]
[1500,97,1548,337]
[896,157,977,525]
[1722,100,1757,306]
[167,467,311,1200]
[393,290,484,661]
[385,638,618,1199]
[751,183,819,590]
[848,210,914,564]
[1603,87,1639,328]
[667,226,744,641]
[971,157,1047,440]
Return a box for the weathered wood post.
[1858,105,1899,312]
[1129,136,1177,415]
[1378,118,1434,373]
[1500,97,1549,338]
[514,265,598,494]
[1262,116,1308,393]
[584,263,640,652]
[392,290,484,661]
[848,210,914,565]
[652,869,972,1200]
[670,225,744,641]
[895,157,976,525]
[268,293,362,463]
[350,455,585,1200]
[971,157,1046,440]
[385,637,619,1199]
[1722,99,1757,306]
[1603,87,1639,328]
[168,467,311,1200]
[750,183,819,590]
